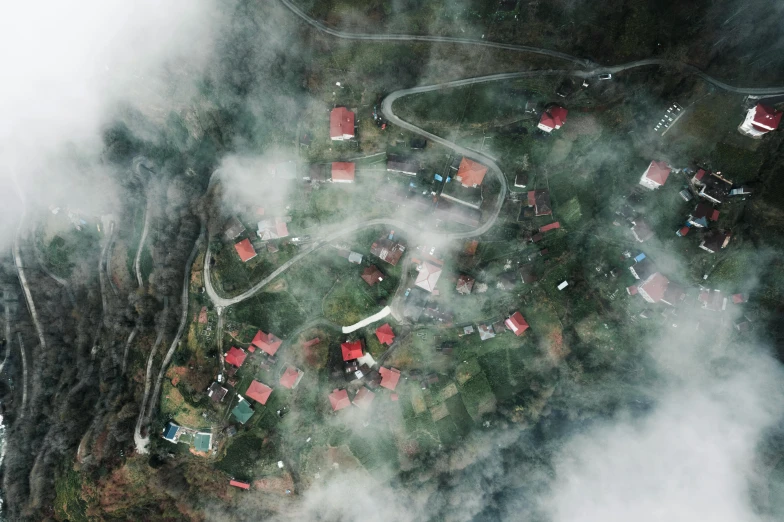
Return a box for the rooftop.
[234,239,257,263]
[245,380,273,405]
[379,367,401,390]
[329,389,351,411]
[455,157,488,187]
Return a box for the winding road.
[203,2,784,312]
[135,201,151,288]
[279,0,784,95]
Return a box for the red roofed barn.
[225,347,247,368]
[331,162,356,183]
[379,367,401,390]
[537,106,568,133]
[330,107,355,140]
[245,380,273,405]
[252,330,282,356]
[375,323,395,345]
[504,311,529,336]
[329,389,351,411]
[341,340,364,361]
[639,161,671,190]
[234,239,257,262]
[455,158,488,188]
[739,104,782,138]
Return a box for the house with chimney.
[738,103,782,138]
[537,105,568,133]
[699,229,731,253]
[330,107,355,141]
[639,161,671,190]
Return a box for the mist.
[0,0,219,246]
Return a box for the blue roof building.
[163,422,180,443]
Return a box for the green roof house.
[232,398,254,424]
[194,432,212,452]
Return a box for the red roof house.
[379,367,401,390]
[375,323,395,345]
[245,380,273,405]
[504,311,529,336]
[341,340,364,361]
[740,104,782,137]
[455,158,488,188]
[539,222,561,233]
[352,386,375,409]
[330,107,355,140]
[252,330,282,356]
[537,106,568,132]
[329,389,351,411]
[638,272,670,304]
[230,480,251,490]
[331,162,356,183]
[225,347,247,368]
[234,239,257,262]
[279,366,303,389]
[639,161,671,190]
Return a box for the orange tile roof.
[456,158,488,187]
[225,347,247,368]
[245,380,273,405]
[379,367,401,390]
[352,387,375,409]
[375,323,395,345]
[329,389,350,411]
[279,367,301,389]
[234,239,257,262]
[331,162,356,182]
[252,330,282,356]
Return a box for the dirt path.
[145,226,205,427]
[280,0,784,95]
[342,306,391,333]
[135,200,152,288]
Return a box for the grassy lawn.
[229,291,305,338]
[215,433,270,481]
[322,278,378,325]
[54,465,88,522]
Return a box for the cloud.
[539,317,784,522]
[0,0,219,244]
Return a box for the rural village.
[157,88,780,493]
